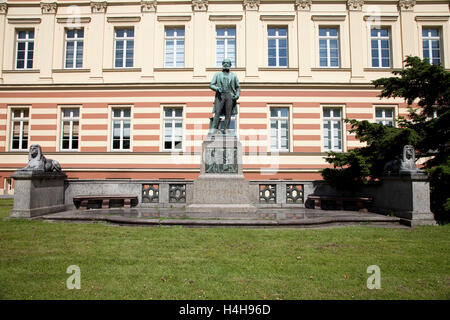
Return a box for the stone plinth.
[10,170,67,218]
[188,133,256,214]
[371,172,436,226]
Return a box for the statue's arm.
[233,75,241,99]
[209,74,220,92]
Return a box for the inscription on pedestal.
[205,147,238,174]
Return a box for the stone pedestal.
[10,170,67,218]
[187,133,256,214]
[372,173,436,226]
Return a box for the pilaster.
[0,1,7,83]
[192,0,208,79]
[347,0,366,82]
[244,0,260,79]
[39,2,57,82]
[89,1,107,81]
[140,0,157,80]
[399,0,418,61]
[296,0,313,81]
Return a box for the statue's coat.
[209,71,241,116]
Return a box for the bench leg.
[337,200,344,210]
[79,200,88,210]
[356,201,368,212]
[124,199,131,208]
[314,199,321,210]
[102,199,110,209]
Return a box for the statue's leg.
[223,93,234,130]
[212,95,225,129]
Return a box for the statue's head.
[222,58,232,70]
[29,144,42,161]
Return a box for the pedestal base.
[188,133,256,214]
[10,170,67,218]
[372,173,436,226]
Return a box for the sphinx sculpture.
[20,144,62,172]
[383,145,424,176]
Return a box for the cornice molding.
[106,16,141,23]
[260,15,295,21]
[8,17,42,24]
[57,17,91,24]
[415,15,449,22]
[363,15,398,21]
[311,15,346,21]
[157,15,192,22]
[0,82,380,91]
[209,15,243,21]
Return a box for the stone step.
[38,208,404,228]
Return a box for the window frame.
[60,108,80,151]
[15,29,35,70]
[164,27,185,68]
[269,107,290,152]
[163,107,184,151]
[318,27,340,68]
[216,26,237,67]
[375,107,395,127]
[267,26,289,68]
[370,27,391,68]
[114,28,135,69]
[64,28,84,69]
[10,108,29,151]
[111,107,131,151]
[322,107,343,152]
[422,27,442,65]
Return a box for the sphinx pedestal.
[187,133,256,214]
[9,170,67,218]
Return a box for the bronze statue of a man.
[209,58,241,132]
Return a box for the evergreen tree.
[322,56,449,221]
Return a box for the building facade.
[0,0,449,194]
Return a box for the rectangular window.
[114,28,134,68]
[65,29,84,69]
[323,108,342,151]
[375,107,395,126]
[112,108,131,150]
[422,28,441,65]
[268,27,288,67]
[216,115,237,135]
[11,108,29,150]
[371,28,391,68]
[319,27,339,68]
[270,107,289,151]
[165,27,185,68]
[16,30,34,69]
[61,108,80,150]
[164,108,183,150]
[216,27,236,67]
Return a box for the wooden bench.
[307,195,373,212]
[73,195,138,210]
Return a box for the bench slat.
[73,195,138,210]
[307,195,373,212]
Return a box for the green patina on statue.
[209,58,241,132]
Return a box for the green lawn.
[0,198,449,300]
